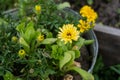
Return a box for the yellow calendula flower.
[58,24,80,44]
[77,20,91,33]
[80,5,98,23]
[37,35,44,42]
[11,36,18,42]
[35,5,41,13]
[18,49,26,58]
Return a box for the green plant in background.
[86,0,93,5]
[93,55,120,80]
[0,0,17,12]
[0,0,98,80]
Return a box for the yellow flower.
[18,49,26,58]
[11,36,18,42]
[58,24,80,44]
[35,5,41,13]
[77,20,91,33]
[37,35,44,42]
[80,5,98,23]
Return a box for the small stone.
[64,74,73,80]
[74,61,81,68]
[29,68,34,74]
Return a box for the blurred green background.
[0,0,17,12]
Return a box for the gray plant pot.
[85,30,98,73]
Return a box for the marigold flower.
[37,35,44,42]
[18,49,26,58]
[11,36,18,42]
[58,24,80,44]
[77,20,91,33]
[80,5,98,23]
[35,5,41,13]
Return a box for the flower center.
[20,51,23,53]
[67,32,71,37]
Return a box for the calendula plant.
[0,0,97,80]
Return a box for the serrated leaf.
[51,45,66,60]
[41,38,57,44]
[70,66,94,80]
[51,45,58,59]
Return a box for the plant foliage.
[0,0,97,80]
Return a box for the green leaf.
[46,32,53,38]
[59,51,72,69]
[19,37,30,52]
[69,66,94,80]
[3,71,23,80]
[73,50,80,58]
[0,66,4,76]
[84,40,94,45]
[0,18,8,25]
[51,45,59,59]
[51,45,66,60]
[3,71,15,80]
[65,51,75,66]
[16,22,25,33]
[57,40,68,52]
[57,2,70,10]
[41,38,57,44]
[51,45,60,59]
[24,21,36,44]
[87,0,93,5]
[117,8,120,14]
[16,78,23,80]
[74,37,85,49]
[110,66,120,75]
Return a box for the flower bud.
[11,36,18,43]
[18,49,26,58]
[35,5,41,14]
[37,35,44,42]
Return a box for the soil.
[62,0,120,28]
[76,46,90,71]
[73,46,90,80]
